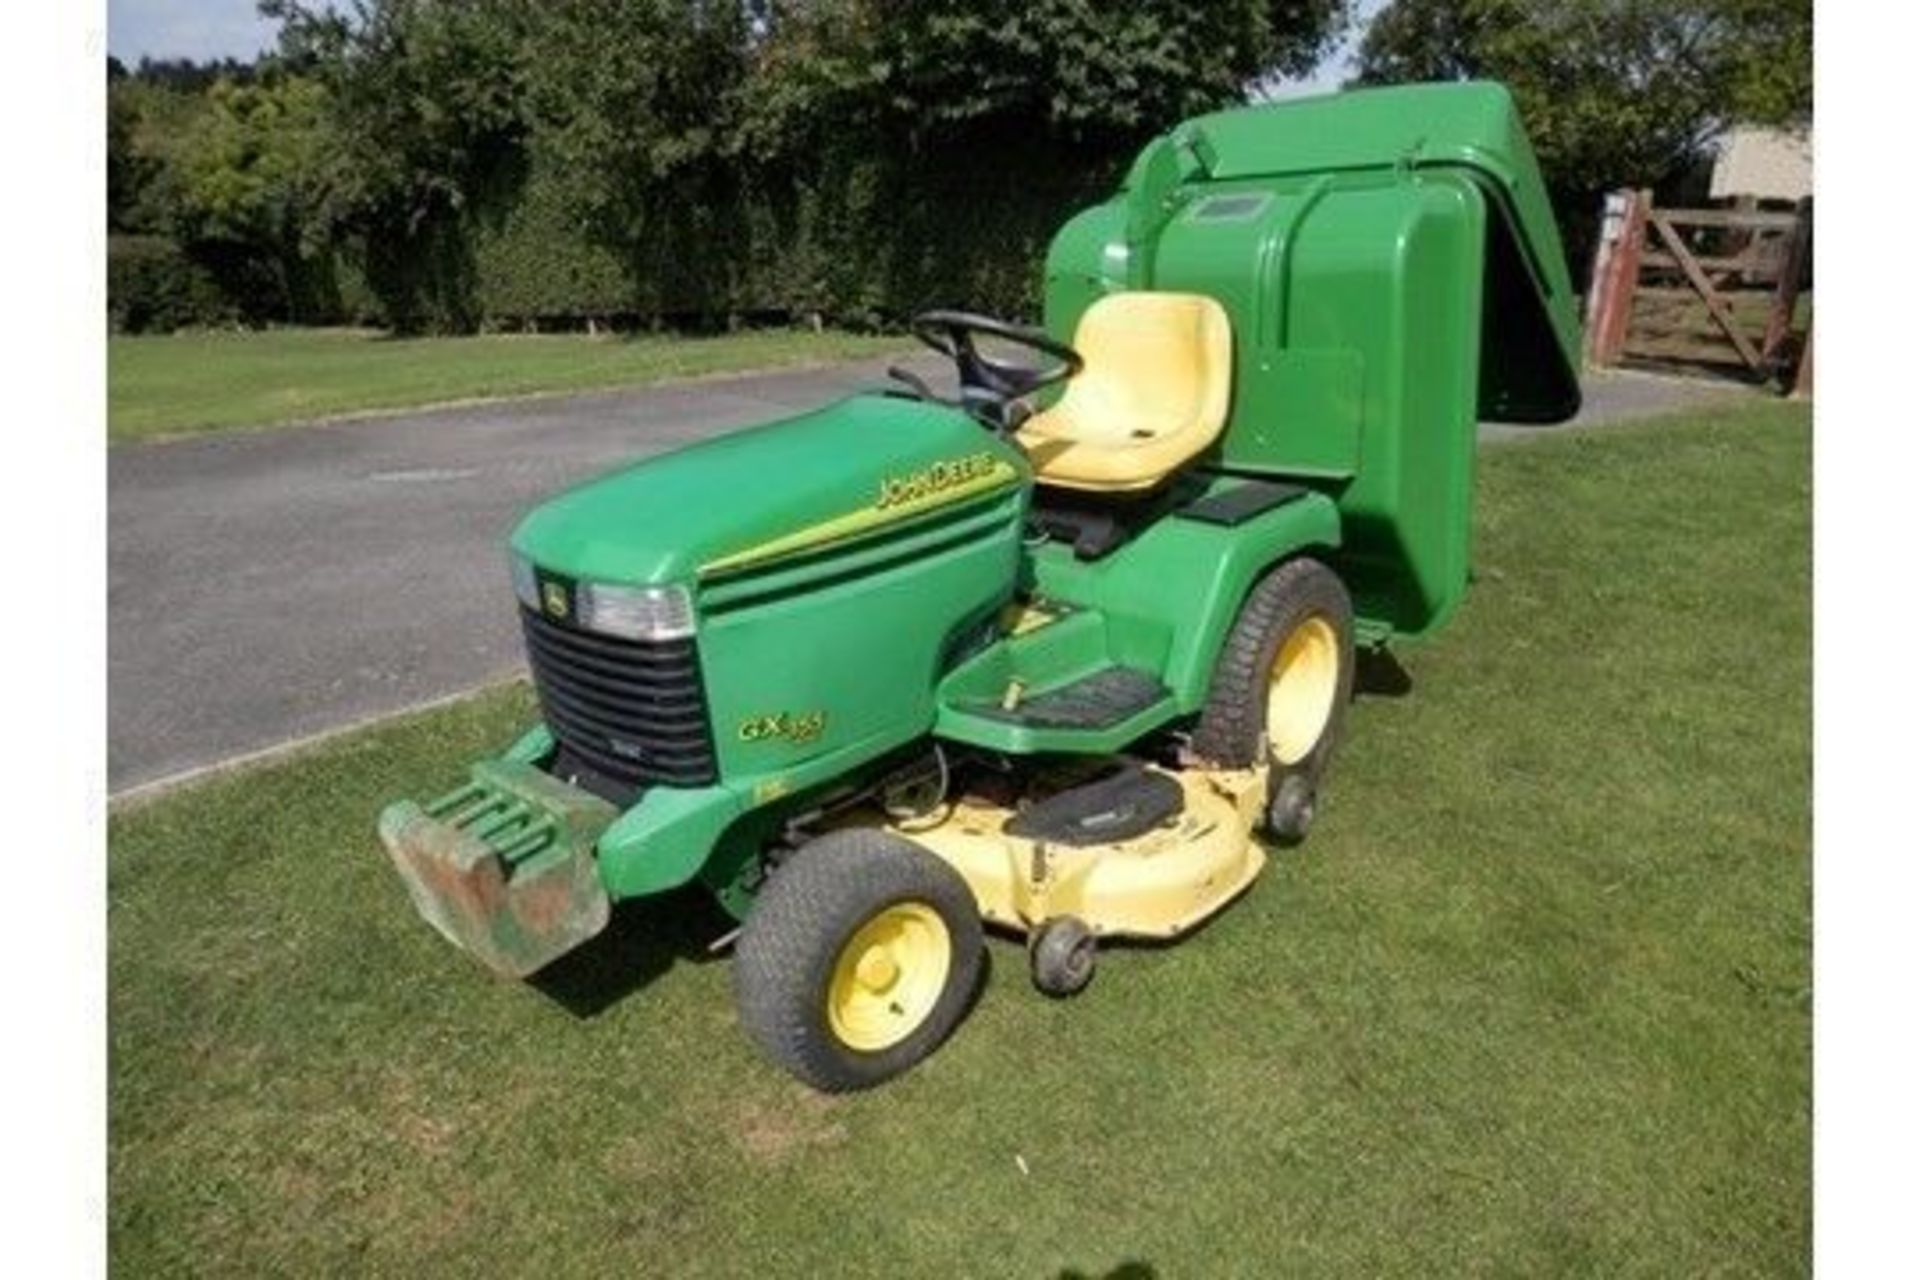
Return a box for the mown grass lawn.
[107,327,909,443]
[109,402,1811,1276]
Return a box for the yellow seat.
[1016,292,1233,493]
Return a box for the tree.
[1711,0,1813,128]
[740,0,1351,150]
[110,71,225,237]
[732,1,1354,318]
[107,70,149,234]
[1355,0,1812,243]
[118,1,1358,330]
[518,0,757,319]
[125,55,260,92]
[516,1,1354,321]
[265,0,534,332]
[151,74,344,320]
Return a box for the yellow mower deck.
[848,764,1270,941]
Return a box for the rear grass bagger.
[377,82,1582,1092]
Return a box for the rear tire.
[1191,557,1354,839]
[734,829,983,1092]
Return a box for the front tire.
[1191,557,1355,838]
[734,829,983,1092]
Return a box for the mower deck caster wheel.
[1029,916,1096,998]
[1268,774,1317,847]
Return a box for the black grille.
[519,607,718,790]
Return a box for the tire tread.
[1190,556,1355,783]
[734,828,982,1092]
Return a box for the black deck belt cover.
[1004,765,1186,847]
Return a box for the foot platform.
[958,665,1169,731]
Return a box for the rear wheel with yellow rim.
[734,829,983,1092]
[1191,557,1354,844]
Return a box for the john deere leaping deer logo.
[541,581,569,619]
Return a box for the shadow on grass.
[530,888,735,1018]
[535,643,1401,1021]
[537,881,1002,1027]
[1354,645,1414,699]
[1058,1264,1157,1280]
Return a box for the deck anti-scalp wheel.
[734,829,983,1092]
[1192,556,1355,844]
[1028,915,1097,998]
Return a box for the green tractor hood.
[510,394,1027,585]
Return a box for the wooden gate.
[1585,189,1812,393]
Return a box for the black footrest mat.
[967,666,1168,731]
[1006,765,1185,847]
[1176,480,1309,526]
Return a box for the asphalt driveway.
[108,358,1755,794]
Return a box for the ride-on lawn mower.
[378,83,1581,1091]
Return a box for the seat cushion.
[1016,292,1233,493]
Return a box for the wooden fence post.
[1792,322,1813,399]
[1583,191,1622,360]
[1587,188,1648,368]
[1763,196,1814,372]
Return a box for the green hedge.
[115,139,1129,333]
[108,236,238,332]
[472,141,1117,328]
[472,169,630,324]
[109,234,386,334]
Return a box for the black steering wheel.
[908,311,1084,426]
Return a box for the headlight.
[511,553,696,641]
[578,582,696,641]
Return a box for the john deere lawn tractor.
[378,82,1581,1091]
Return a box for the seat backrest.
[1016,291,1232,493]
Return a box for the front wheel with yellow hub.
[734,829,983,1092]
[1191,556,1355,845]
